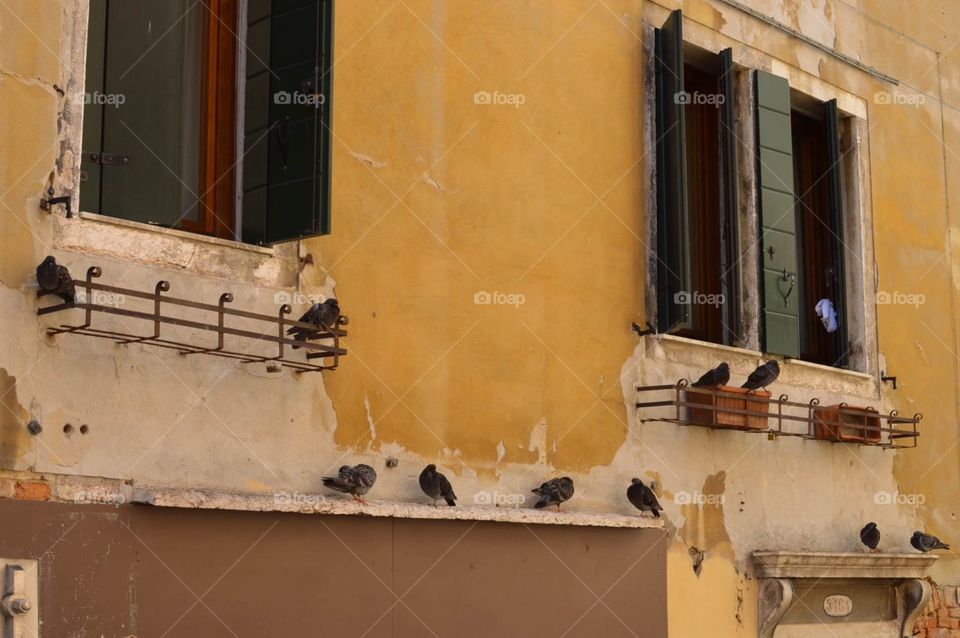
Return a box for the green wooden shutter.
[824,99,848,365]
[719,48,740,343]
[655,10,691,331]
[243,0,334,245]
[754,70,800,357]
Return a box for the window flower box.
[813,404,882,444]
[685,386,771,430]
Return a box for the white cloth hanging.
[815,298,838,333]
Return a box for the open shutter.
[754,70,800,357]
[719,48,740,343]
[824,99,848,365]
[654,10,691,332]
[243,0,334,245]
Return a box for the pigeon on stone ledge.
[533,477,574,510]
[911,531,949,553]
[860,522,880,552]
[322,463,377,504]
[627,478,663,518]
[419,464,457,506]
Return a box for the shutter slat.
[755,70,800,357]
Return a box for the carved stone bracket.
[759,578,795,638]
[898,578,931,638]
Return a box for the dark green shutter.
[243,0,334,245]
[824,99,848,365]
[754,70,800,357]
[655,10,691,331]
[719,48,740,343]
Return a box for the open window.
[754,70,848,366]
[80,0,334,245]
[654,10,740,345]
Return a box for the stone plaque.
[823,594,853,617]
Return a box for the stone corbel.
[759,577,795,638]
[898,578,931,638]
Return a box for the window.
[654,10,740,345]
[80,0,334,245]
[754,71,848,366]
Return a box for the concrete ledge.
[753,551,937,579]
[132,487,664,529]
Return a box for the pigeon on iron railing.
[691,362,730,388]
[533,477,575,510]
[36,255,76,304]
[627,478,663,518]
[860,522,880,552]
[741,360,780,391]
[322,463,377,504]
[911,531,950,553]
[288,298,340,349]
[419,464,457,506]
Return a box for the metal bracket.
[0,560,38,638]
[881,372,898,390]
[39,187,73,218]
[83,151,130,166]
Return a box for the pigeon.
[322,463,377,503]
[419,464,457,506]
[36,256,75,304]
[860,522,880,552]
[691,362,731,388]
[741,360,780,391]
[288,298,340,349]
[911,531,950,553]
[627,478,663,518]
[532,477,575,510]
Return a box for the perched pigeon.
[860,522,880,552]
[741,360,780,391]
[322,463,377,503]
[911,531,950,553]
[533,477,575,510]
[288,298,340,349]
[419,464,457,506]
[627,478,663,518]
[36,256,75,304]
[691,362,731,388]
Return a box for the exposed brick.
[928,629,950,638]
[949,608,960,619]
[947,587,959,608]
[14,481,50,500]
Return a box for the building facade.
[0,1,958,636]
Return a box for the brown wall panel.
[0,500,667,637]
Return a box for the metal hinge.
[83,151,130,166]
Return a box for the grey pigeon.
[419,464,457,506]
[533,477,574,510]
[691,362,730,388]
[741,360,780,390]
[36,256,75,304]
[860,522,880,552]
[322,463,377,503]
[911,530,949,553]
[288,298,340,349]
[627,478,663,518]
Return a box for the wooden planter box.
[814,405,882,443]
[685,386,771,430]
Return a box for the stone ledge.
[753,550,937,579]
[132,487,664,529]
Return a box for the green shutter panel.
[243,0,334,245]
[655,10,691,332]
[754,70,800,357]
[719,48,740,343]
[824,99,848,365]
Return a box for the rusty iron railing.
[635,380,921,449]
[37,266,348,373]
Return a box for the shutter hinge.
[84,151,130,166]
[40,188,73,218]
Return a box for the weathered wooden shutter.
[824,99,848,365]
[655,10,691,331]
[719,48,740,343]
[243,0,334,245]
[754,70,800,357]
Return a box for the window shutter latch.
[39,187,73,219]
